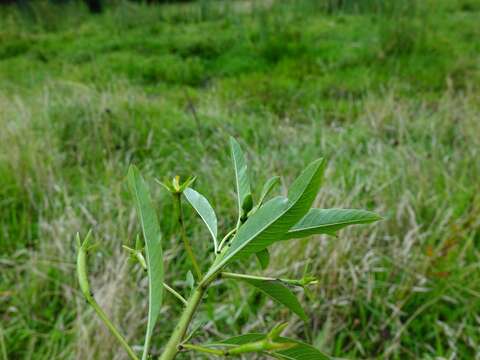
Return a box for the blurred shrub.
[378,18,421,57]
[322,0,416,15]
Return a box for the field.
[1,0,479,359]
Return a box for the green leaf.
[256,248,270,270]
[186,270,195,294]
[285,208,382,240]
[207,158,325,277]
[230,137,252,222]
[258,176,281,206]
[238,278,307,321]
[220,334,331,359]
[128,166,164,360]
[183,187,218,252]
[273,337,331,360]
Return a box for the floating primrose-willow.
[76,137,381,360]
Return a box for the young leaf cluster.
[76,137,381,360]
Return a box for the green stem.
[180,339,294,357]
[226,339,294,355]
[88,298,140,360]
[175,194,202,281]
[221,272,310,287]
[163,282,187,306]
[221,272,275,282]
[159,286,205,360]
[180,343,224,356]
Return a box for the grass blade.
[128,166,164,360]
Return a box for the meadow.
[0,0,479,359]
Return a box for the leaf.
[256,248,270,270]
[284,208,382,240]
[220,334,331,359]
[238,278,307,321]
[207,158,325,277]
[258,176,281,206]
[183,187,218,252]
[186,270,195,291]
[230,137,252,221]
[128,166,164,360]
[273,337,331,360]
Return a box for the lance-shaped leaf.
[128,166,163,360]
[183,187,218,252]
[230,137,253,222]
[220,334,331,359]
[273,338,331,360]
[284,208,382,240]
[207,158,325,277]
[237,277,307,321]
[256,248,270,269]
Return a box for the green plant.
[76,137,381,360]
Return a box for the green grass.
[0,0,479,359]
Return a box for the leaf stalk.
[221,272,317,287]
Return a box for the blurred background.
[0,0,479,359]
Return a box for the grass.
[0,0,479,359]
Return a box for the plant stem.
[163,282,187,306]
[180,343,224,355]
[221,272,309,287]
[175,193,202,281]
[181,339,295,357]
[159,286,205,360]
[221,271,275,282]
[88,297,139,360]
